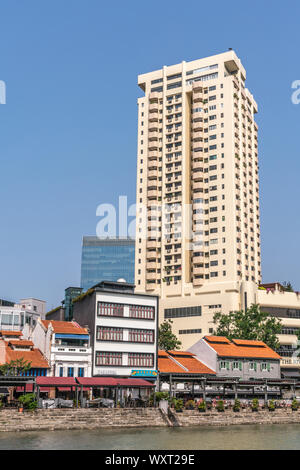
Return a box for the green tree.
[213,304,282,350]
[0,358,32,376]
[158,319,182,351]
[282,281,294,292]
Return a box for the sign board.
[130,370,158,379]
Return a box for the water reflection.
[0,425,299,450]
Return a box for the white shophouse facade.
[23,319,92,378]
[73,281,159,377]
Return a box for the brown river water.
[0,424,299,450]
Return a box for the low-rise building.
[23,320,92,378]
[157,350,215,399]
[257,283,300,377]
[189,335,281,380]
[0,330,49,376]
[72,280,158,378]
[0,298,46,332]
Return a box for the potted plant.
[18,393,38,412]
[155,392,169,402]
[216,400,225,412]
[251,398,259,412]
[291,399,298,412]
[174,398,184,413]
[185,399,195,410]
[198,400,206,413]
[233,399,241,412]
[268,400,275,412]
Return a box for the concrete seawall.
[0,408,300,432]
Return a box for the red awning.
[76,377,155,388]
[116,378,155,388]
[36,377,77,387]
[16,384,33,393]
[16,385,51,393]
[76,377,118,387]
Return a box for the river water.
[0,424,300,450]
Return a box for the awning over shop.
[116,378,155,388]
[36,377,77,387]
[282,370,300,378]
[16,384,33,393]
[16,384,51,393]
[76,377,155,388]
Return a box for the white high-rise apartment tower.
[135,50,262,347]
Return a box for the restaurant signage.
[130,370,158,378]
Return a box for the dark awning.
[282,370,300,378]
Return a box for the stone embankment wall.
[0,408,166,432]
[173,408,300,427]
[1,408,300,432]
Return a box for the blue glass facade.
[81,237,135,291]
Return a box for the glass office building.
[81,237,135,291]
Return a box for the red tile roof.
[41,320,88,335]
[204,336,281,359]
[158,350,169,357]
[168,350,195,357]
[158,350,215,375]
[204,336,231,344]
[8,340,34,347]
[0,330,22,337]
[232,339,266,347]
[158,356,189,373]
[5,344,49,368]
[174,356,215,374]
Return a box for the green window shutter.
[267,363,270,372]
[254,362,257,372]
[239,362,242,371]
[226,362,230,370]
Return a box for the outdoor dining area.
[0,375,156,409]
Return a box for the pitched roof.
[4,343,49,368]
[41,320,88,335]
[158,350,215,375]
[158,356,189,373]
[232,339,266,347]
[8,340,34,347]
[0,331,22,337]
[203,336,231,344]
[168,350,195,356]
[204,336,281,360]
[174,356,215,374]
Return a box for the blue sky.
[0,0,299,309]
